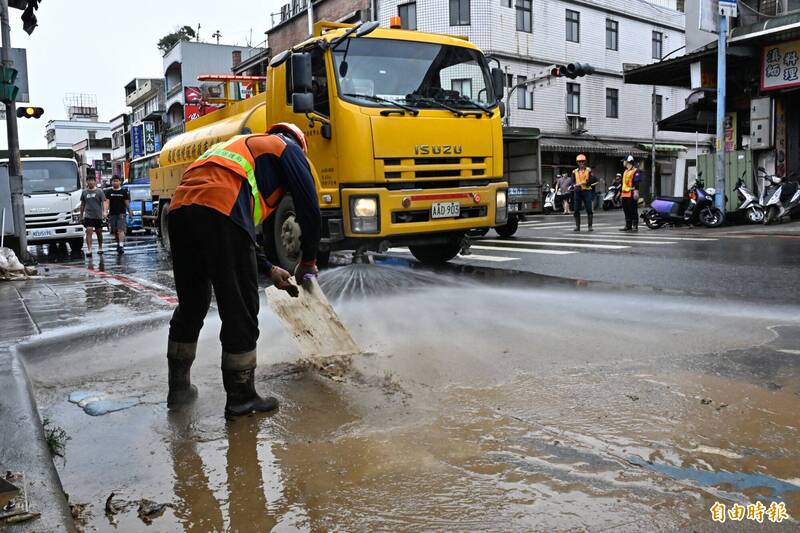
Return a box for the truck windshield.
[0,160,80,195]
[333,38,496,111]
[128,187,151,201]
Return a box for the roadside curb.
[0,311,172,531]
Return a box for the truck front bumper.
[321,182,507,251]
[26,224,84,243]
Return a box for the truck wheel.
[409,238,461,264]
[159,202,171,251]
[68,238,84,253]
[494,217,519,237]
[263,195,302,271]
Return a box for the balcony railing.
[166,84,182,99]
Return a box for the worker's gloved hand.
[270,266,299,297]
[294,259,318,285]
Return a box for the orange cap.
[576,154,587,162]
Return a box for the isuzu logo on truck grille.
[414,144,463,155]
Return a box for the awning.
[637,143,688,152]
[503,126,541,140]
[657,106,716,134]
[540,138,649,157]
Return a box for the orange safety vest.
[573,167,592,190]
[621,169,637,198]
[184,135,285,225]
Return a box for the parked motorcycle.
[602,183,622,210]
[758,168,800,224]
[641,178,725,229]
[733,176,764,224]
[543,183,561,214]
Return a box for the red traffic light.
[17,106,44,119]
[550,66,563,77]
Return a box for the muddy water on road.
[25,265,800,532]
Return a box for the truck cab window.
[284,48,330,117]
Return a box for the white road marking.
[506,235,677,245]
[777,349,800,355]
[485,239,629,250]
[589,233,717,242]
[521,222,614,229]
[389,248,519,262]
[470,245,576,255]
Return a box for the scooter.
[602,183,622,210]
[733,175,764,224]
[758,168,800,224]
[641,178,725,229]
[543,183,560,214]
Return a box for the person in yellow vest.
[165,123,321,419]
[619,155,642,232]
[572,154,597,231]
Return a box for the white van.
[0,157,85,252]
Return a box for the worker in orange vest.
[166,123,321,419]
[572,154,596,231]
[619,155,642,232]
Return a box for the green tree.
[157,25,197,54]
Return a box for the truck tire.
[159,201,171,251]
[409,238,461,264]
[494,217,519,237]
[68,238,84,253]
[263,195,303,271]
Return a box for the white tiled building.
[379,0,710,195]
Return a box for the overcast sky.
[1,0,282,149]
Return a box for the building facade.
[377,0,707,196]
[45,118,111,150]
[109,113,130,179]
[72,138,113,184]
[267,0,371,54]
[161,41,260,141]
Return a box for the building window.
[567,83,580,114]
[517,76,533,109]
[516,0,532,33]
[652,31,663,59]
[655,94,663,121]
[452,78,472,99]
[450,0,470,26]
[398,2,417,30]
[566,10,580,43]
[501,0,511,6]
[606,19,618,51]
[606,88,619,118]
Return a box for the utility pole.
[714,9,729,211]
[212,30,221,45]
[0,0,26,258]
[650,86,657,200]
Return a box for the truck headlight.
[350,196,379,233]
[496,190,508,224]
[71,206,81,224]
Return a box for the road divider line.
[470,245,576,255]
[484,239,629,250]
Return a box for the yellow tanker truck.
[150,20,508,268]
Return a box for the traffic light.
[22,0,39,35]
[552,63,595,79]
[0,66,18,104]
[16,106,44,119]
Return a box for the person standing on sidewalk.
[619,155,642,232]
[166,123,321,419]
[572,154,596,231]
[79,174,107,257]
[557,172,573,215]
[106,176,133,254]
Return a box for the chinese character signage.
[724,112,737,152]
[761,40,800,91]
[131,124,144,159]
[143,121,158,154]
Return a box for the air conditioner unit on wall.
[566,115,587,135]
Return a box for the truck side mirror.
[498,101,506,118]
[491,67,504,101]
[290,53,312,93]
[292,93,314,114]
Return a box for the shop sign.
[143,121,158,154]
[761,40,800,91]
[724,112,737,152]
[131,124,144,159]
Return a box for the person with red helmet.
[165,123,321,419]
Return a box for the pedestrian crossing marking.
[388,248,520,262]
[470,245,576,255]
[505,235,677,245]
[484,239,629,250]
[588,233,717,242]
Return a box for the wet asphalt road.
[17,216,800,532]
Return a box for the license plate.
[30,229,54,238]
[431,201,460,219]
[509,203,520,212]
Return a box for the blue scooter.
[641,178,725,229]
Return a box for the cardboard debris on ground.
[266,277,360,360]
[0,471,40,525]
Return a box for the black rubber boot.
[573,212,581,232]
[167,341,198,408]
[587,213,594,232]
[222,367,279,419]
